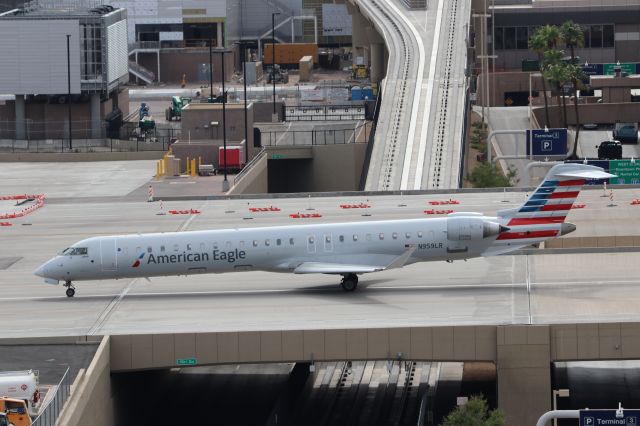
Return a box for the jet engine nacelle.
[446,216,505,241]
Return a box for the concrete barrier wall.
[58,336,112,426]
[109,326,498,371]
[545,235,640,249]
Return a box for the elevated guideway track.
[361,0,470,191]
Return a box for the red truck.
[218,146,244,173]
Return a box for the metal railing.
[32,367,71,426]
[233,148,266,185]
[0,138,170,153]
[260,122,369,147]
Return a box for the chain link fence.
[31,367,70,426]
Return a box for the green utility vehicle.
[165,96,191,121]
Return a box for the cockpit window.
[63,247,88,256]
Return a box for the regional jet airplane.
[35,164,613,297]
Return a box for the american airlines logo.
[145,249,246,265]
[132,253,145,268]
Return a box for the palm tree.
[529,31,551,125]
[543,49,567,127]
[544,63,571,128]
[561,21,585,159]
[540,24,561,50]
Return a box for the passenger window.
[325,235,331,243]
[213,242,219,250]
[173,244,179,252]
[147,247,152,253]
[392,232,398,239]
[379,233,384,240]
[339,235,344,242]
[276,239,281,246]
[405,232,411,239]
[186,244,192,251]
[289,238,295,245]
[253,240,259,247]
[308,236,314,244]
[160,245,165,252]
[418,231,423,238]
[265,239,270,246]
[353,234,358,241]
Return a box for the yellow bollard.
[163,156,168,176]
[191,158,196,177]
[186,157,190,175]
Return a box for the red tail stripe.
[549,191,579,199]
[508,217,566,225]
[541,204,573,211]
[497,230,558,240]
[558,179,585,187]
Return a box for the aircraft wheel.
[65,287,75,298]
[341,274,358,292]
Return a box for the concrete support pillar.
[217,22,223,48]
[156,52,161,83]
[15,95,25,140]
[370,43,384,84]
[90,93,101,139]
[497,325,551,425]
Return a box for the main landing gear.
[64,281,75,298]
[340,273,358,292]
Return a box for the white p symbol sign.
[542,141,552,151]
[584,417,594,425]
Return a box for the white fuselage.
[36,216,507,283]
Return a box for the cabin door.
[100,238,117,271]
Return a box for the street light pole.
[220,49,229,192]
[242,42,249,166]
[209,29,213,101]
[66,34,72,150]
[271,12,280,121]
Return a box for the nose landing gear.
[64,281,75,298]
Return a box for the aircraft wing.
[293,246,418,274]
[293,262,384,274]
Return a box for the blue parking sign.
[526,128,568,156]
[580,409,640,425]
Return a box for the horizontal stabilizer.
[294,262,384,274]
[555,170,616,179]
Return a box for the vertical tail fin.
[493,164,615,245]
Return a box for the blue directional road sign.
[526,128,568,156]
[580,409,640,426]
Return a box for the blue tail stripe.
[530,193,551,200]
[535,187,555,194]
[541,180,560,187]
[525,200,547,206]
[138,253,145,259]
[519,206,542,213]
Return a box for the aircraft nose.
[34,261,49,278]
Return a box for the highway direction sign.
[580,409,640,425]
[176,358,197,366]
[609,160,640,184]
